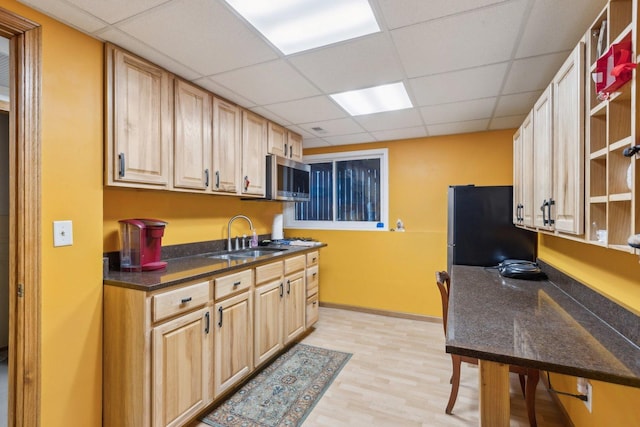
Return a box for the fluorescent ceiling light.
[330,82,413,116]
[225,0,380,55]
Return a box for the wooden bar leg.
[479,360,510,427]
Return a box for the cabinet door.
[254,279,284,367]
[108,45,171,187]
[152,306,212,427]
[284,271,305,344]
[513,128,523,225]
[553,41,584,234]
[287,131,303,161]
[212,97,241,193]
[174,79,212,190]
[532,85,553,229]
[241,110,267,196]
[520,112,535,227]
[267,122,287,158]
[214,291,253,398]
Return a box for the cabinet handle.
[118,152,125,178]
[312,301,317,307]
[289,145,293,158]
[218,306,223,327]
[233,281,241,287]
[312,272,317,278]
[204,311,210,334]
[180,297,192,304]
[215,170,220,189]
[284,143,288,157]
[312,257,317,262]
[287,279,291,295]
[519,204,523,223]
[244,175,250,191]
[547,198,555,226]
[279,282,284,298]
[204,169,209,187]
[541,200,548,225]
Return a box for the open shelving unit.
[585,0,638,253]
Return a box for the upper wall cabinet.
[241,110,268,197]
[173,79,212,191]
[212,97,242,194]
[267,122,303,162]
[585,0,637,252]
[514,42,585,235]
[105,43,172,189]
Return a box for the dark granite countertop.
[447,265,640,388]
[103,243,326,292]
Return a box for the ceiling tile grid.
[17,0,609,147]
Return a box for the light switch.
[53,220,73,247]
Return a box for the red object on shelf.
[593,37,636,99]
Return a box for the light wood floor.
[194,307,568,426]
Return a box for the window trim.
[284,148,389,231]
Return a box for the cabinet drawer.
[306,265,319,294]
[152,280,210,323]
[306,294,319,328]
[255,261,283,284]
[284,255,305,275]
[215,269,252,301]
[306,251,319,266]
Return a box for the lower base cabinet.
[152,306,213,427]
[104,249,320,427]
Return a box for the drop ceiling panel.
[324,133,375,146]
[502,52,569,94]
[377,0,509,30]
[516,0,607,58]
[490,115,527,130]
[65,0,169,24]
[248,106,291,126]
[410,63,508,107]
[97,27,202,81]
[210,60,320,105]
[263,97,347,125]
[372,126,428,142]
[192,77,256,107]
[300,118,366,138]
[355,109,424,132]
[288,33,405,93]
[428,119,490,136]
[302,138,331,149]
[20,0,107,33]
[494,91,542,116]
[116,0,278,76]
[420,98,496,125]
[391,0,527,78]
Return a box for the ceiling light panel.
[330,82,413,116]
[224,0,380,55]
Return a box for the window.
[284,148,388,230]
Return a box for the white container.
[272,213,284,240]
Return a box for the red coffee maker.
[119,219,168,272]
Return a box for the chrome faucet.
[227,215,254,251]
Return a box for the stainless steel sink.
[206,247,285,260]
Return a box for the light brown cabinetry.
[514,41,585,236]
[305,251,320,328]
[173,79,212,191]
[104,279,213,427]
[213,270,253,398]
[586,0,637,251]
[212,97,241,193]
[253,260,285,367]
[267,122,303,162]
[105,43,172,188]
[241,110,268,196]
[283,256,306,343]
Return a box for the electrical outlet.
[53,220,73,247]
[584,380,593,413]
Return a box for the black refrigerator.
[447,185,537,272]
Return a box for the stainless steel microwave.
[265,155,311,202]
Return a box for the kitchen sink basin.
[206,247,285,260]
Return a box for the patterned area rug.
[201,343,351,427]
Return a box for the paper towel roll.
[272,214,284,240]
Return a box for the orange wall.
[289,130,516,317]
[0,0,105,425]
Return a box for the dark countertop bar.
[103,243,326,292]
[447,265,640,388]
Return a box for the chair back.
[435,271,451,336]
